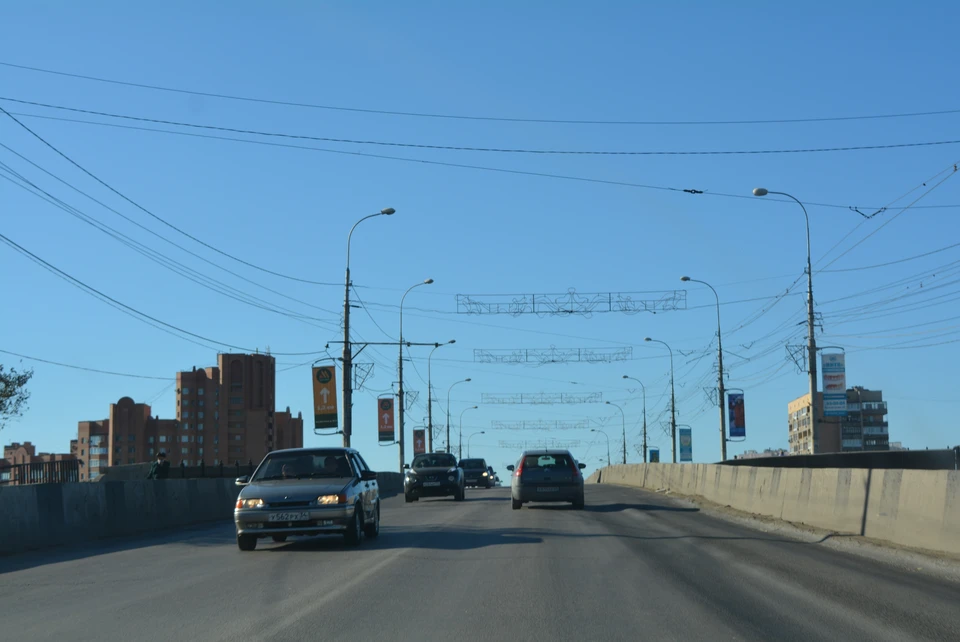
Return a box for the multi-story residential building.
[76,353,303,479]
[2,441,77,484]
[787,387,889,455]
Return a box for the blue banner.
[679,428,693,462]
[728,393,746,438]
[649,448,660,463]
[822,352,848,417]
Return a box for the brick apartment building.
[788,387,889,455]
[1,441,76,484]
[76,353,303,481]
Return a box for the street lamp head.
[448,339,456,344]
[644,337,653,342]
[622,375,629,379]
[471,405,478,409]
[680,276,691,282]
[423,278,434,284]
[464,378,472,382]
[480,431,485,434]
[605,401,612,405]
[752,188,769,197]
[381,207,396,215]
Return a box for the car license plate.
[268,512,310,522]
[537,487,559,492]
[320,519,334,526]
[423,481,441,487]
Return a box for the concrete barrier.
[591,463,960,556]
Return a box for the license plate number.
[320,519,334,526]
[423,481,441,487]
[269,512,310,522]
[537,487,559,492]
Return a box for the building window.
[114,447,121,454]
[129,435,135,441]
[183,423,191,430]
[148,436,154,444]
[115,434,122,442]
[90,435,103,446]
[182,436,189,443]
[198,436,204,444]
[199,448,204,456]
[234,434,243,441]
[229,397,243,405]
[182,447,189,455]
[229,410,244,418]
[198,400,204,407]
[183,411,191,419]
[214,411,219,420]
[197,423,204,431]
[149,448,155,456]
[198,411,204,419]
[198,388,204,396]
[128,446,136,454]
[81,437,86,444]
[159,436,168,443]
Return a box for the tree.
[0,364,33,431]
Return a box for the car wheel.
[364,502,380,538]
[454,486,465,502]
[271,535,287,543]
[573,495,585,510]
[404,493,414,503]
[511,498,522,510]
[237,534,257,551]
[344,504,363,546]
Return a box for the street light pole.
[467,430,485,457]
[427,340,455,453]
[606,401,627,464]
[398,278,433,471]
[590,428,611,466]
[645,337,677,463]
[681,276,727,461]
[622,376,647,463]
[459,405,478,459]
[446,378,471,453]
[754,188,819,452]
[343,208,394,448]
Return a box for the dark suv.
[403,453,465,502]
[459,458,493,488]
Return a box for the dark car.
[233,447,380,551]
[459,458,493,488]
[403,452,465,502]
[507,449,586,509]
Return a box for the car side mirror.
[506,465,515,472]
[402,463,410,470]
[361,470,378,481]
[578,463,586,470]
[235,476,249,486]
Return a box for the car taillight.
[569,459,581,478]
[514,461,524,477]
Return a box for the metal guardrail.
[0,459,81,485]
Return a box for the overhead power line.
[3,60,960,126]
[0,105,343,286]
[11,109,960,213]
[0,348,172,380]
[0,231,325,356]
[4,97,960,156]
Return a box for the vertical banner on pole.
[679,428,693,462]
[822,352,848,417]
[649,448,660,463]
[378,398,395,443]
[727,392,746,438]
[413,429,426,455]
[312,366,338,430]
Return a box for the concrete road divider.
[1,471,406,556]
[591,463,960,556]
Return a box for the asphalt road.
[3,483,960,641]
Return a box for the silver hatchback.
[507,449,586,510]
[233,447,380,551]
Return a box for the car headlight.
[236,498,264,509]
[482,472,489,477]
[318,494,345,505]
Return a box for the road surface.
[2,484,959,641]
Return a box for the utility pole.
[446,378,471,453]
[623,376,648,463]
[398,279,433,471]
[680,277,727,461]
[645,338,677,462]
[427,340,455,453]
[343,208,395,448]
[753,189,818,452]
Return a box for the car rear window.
[459,459,485,469]
[523,454,572,469]
[412,454,457,469]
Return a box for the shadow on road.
[267,527,544,552]
[0,523,234,575]
[586,503,700,513]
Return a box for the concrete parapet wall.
[591,463,960,556]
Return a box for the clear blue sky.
[2,2,958,476]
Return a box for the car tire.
[364,502,380,538]
[573,495,585,510]
[271,535,287,543]
[344,504,363,546]
[404,493,414,503]
[237,534,257,551]
[454,486,465,502]
[511,498,521,510]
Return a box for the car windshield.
[252,451,354,481]
[412,454,457,469]
[459,459,485,469]
[523,454,573,469]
